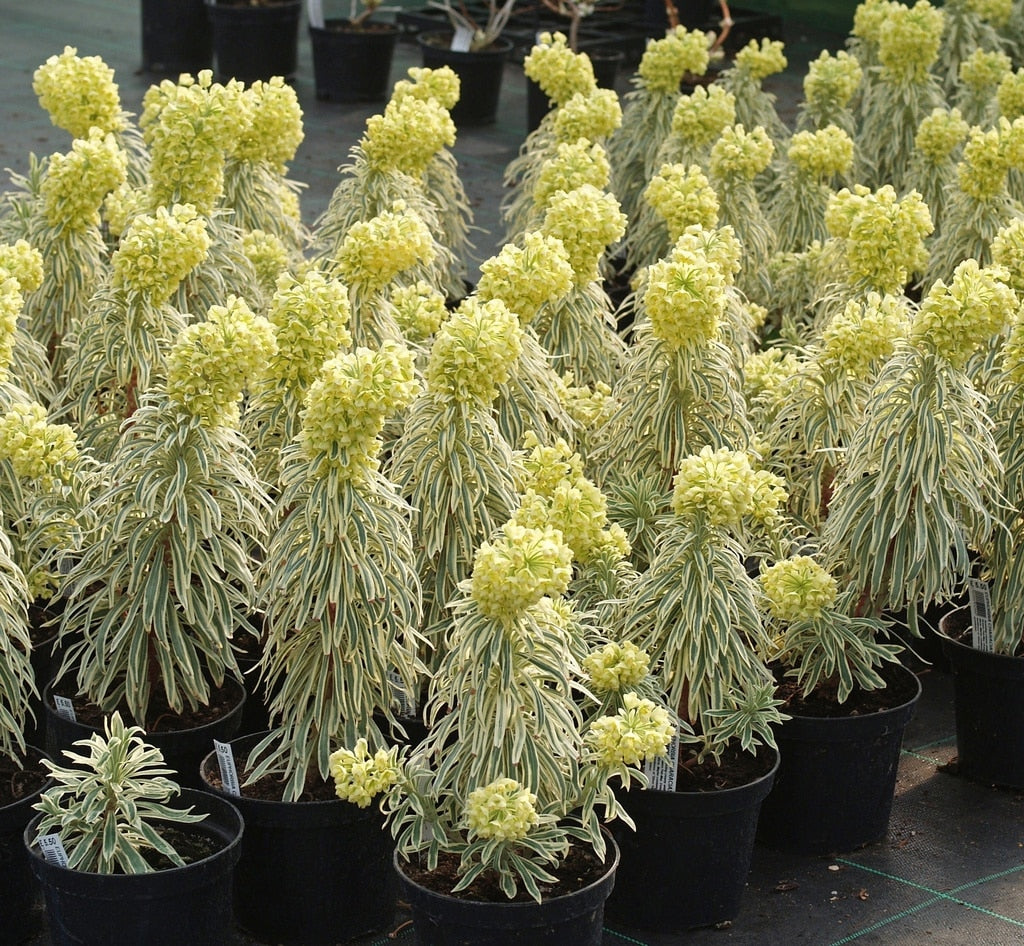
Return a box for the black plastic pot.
[141,0,214,73]
[199,732,394,944]
[525,47,624,133]
[206,0,302,84]
[43,676,246,791]
[309,20,399,102]
[394,834,619,946]
[757,665,921,855]
[0,749,52,945]
[25,787,242,946]
[940,605,1024,789]
[604,748,779,931]
[417,32,513,126]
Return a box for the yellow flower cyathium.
[464,778,539,842]
[583,641,651,694]
[328,739,401,808]
[0,402,78,488]
[587,693,676,767]
[760,555,838,622]
[33,46,125,137]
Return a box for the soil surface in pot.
[676,740,776,792]
[402,840,608,903]
[142,823,222,870]
[0,747,49,805]
[772,661,920,717]
[943,612,1024,657]
[50,679,242,733]
[206,756,337,803]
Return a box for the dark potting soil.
[402,839,610,903]
[205,753,337,803]
[143,822,222,870]
[773,660,920,718]
[50,679,242,733]
[675,740,777,793]
[0,746,49,806]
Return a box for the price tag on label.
[53,695,77,723]
[643,728,680,792]
[968,578,994,652]
[389,670,417,718]
[37,834,69,868]
[450,26,474,52]
[214,740,241,797]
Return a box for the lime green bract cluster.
[464,778,539,841]
[638,26,710,92]
[328,738,401,808]
[523,32,596,107]
[334,204,435,292]
[761,555,839,622]
[671,446,787,528]
[0,402,78,488]
[229,78,304,168]
[362,96,455,176]
[42,128,127,230]
[583,640,650,693]
[476,232,573,325]
[33,46,125,138]
[586,693,675,766]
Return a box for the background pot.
[394,834,618,946]
[199,732,394,944]
[141,0,214,74]
[417,32,512,127]
[309,20,399,102]
[206,0,302,84]
[604,748,778,931]
[25,787,242,946]
[940,605,1024,789]
[757,664,921,855]
[44,676,246,791]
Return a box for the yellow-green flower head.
[742,347,803,411]
[787,125,854,179]
[523,31,597,106]
[334,202,435,292]
[587,693,675,767]
[997,68,1024,121]
[33,46,125,137]
[642,238,728,350]
[673,223,743,285]
[959,48,1012,93]
[958,121,1013,200]
[167,295,278,427]
[464,778,539,842]
[583,641,651,693]
[540,184,627,284]
[475,232,574,326]
[824,185,933,293]
[241,228,291,293]
[733,38,788,82]
[229,78,304,168]
[556,375,618,431]
[425,297,522,404]
[671,445,759,525]
[299,341,419,478]
[803,49,862,111]
[1003,303,1024,385]
[391,66,461,111]
[915,107,970,163]
[532,139,611,210]
[0,241,44,294]
[552,88,622,143]
[877,1,945,82]
[819,292,911,380]
[268,271,352,388]
[103,183,146,238]
[671,83,736,148]
[42,127,127,230]
[0,278,24,383]
[110,203,211,303]
[852,0,899,45]
[644,163,720,238]
[750,467,789,526]
[388,280,447,341]
[516,432,582,496]
[469,522,573,621]
[991,218,1024,293]
[328,739,400,808]
[0,401,78,488]
[760,555,838,622]
[362,95,456,176]
[911,258,1016,368]
[709,124,775,181]
[967,0,1013,25]
[639,25,710,92]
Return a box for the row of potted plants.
[1,0,1024,942]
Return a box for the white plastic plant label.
[389,670,417,717]
[643,726,680,792]
[307,0,325,30]
[213,739,241,797]
[52,695,76,723]
[450,26,475,53]
[37,834,69,868]
[968,578,994,652]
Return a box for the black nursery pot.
[417,32,513,127]
[199,732,395,945]
[141,0,214,74]
[206,0,302,84]
[25,787,242,946]
[940,605,1024,789]
[309,20,400,103]
[757,665,921,855]
[604,748,779,931]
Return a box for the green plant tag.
[968,578,994,652]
